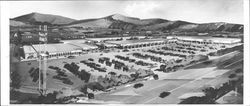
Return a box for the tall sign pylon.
[38,25,48,96]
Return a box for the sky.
[9,0,244,24]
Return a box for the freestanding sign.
[38,25,48,96]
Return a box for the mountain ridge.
[11,12,243,32]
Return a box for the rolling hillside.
[67,14,169,29]
[12,12,77,25]
[11,12,243,32]
[10,20,31,27]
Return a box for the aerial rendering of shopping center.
[7,1,245,104]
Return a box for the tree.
[179,96,216,104]
[87,82,105,91]
[160,65,166,70]
[228,74,236,78]
[235,69,242,73]
[11,71,22,89]
[88,93,94,99]
[202,87,217,99]
[166,67,172,72]
[153,74,159,80]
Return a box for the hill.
[175,22,243,32]
[11,12,243,32]
[67,14,169,29]
[10,20,31,27]
[12,12,77,25]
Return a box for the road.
[143,57,243,104]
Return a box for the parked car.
[123,49,129,52]
[159,92,171,98]
[68,56,76,59]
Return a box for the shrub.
[62,78,73,85]
[88,58,94,61]
[203,61,212,65]
[235,69,242,73]
[176,59,182,63]
[228,74,236,78]
[29,68,40,82]
[133,83,144,88]
[88,93,94,99]
[79,85,88,94]
[87,82,105,91]
[108,72,117,75]
[11,71,22,89]
[78,70,91,82]
[130,73,139,79]
[153,74,159,80]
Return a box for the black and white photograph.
[0,0,249,105]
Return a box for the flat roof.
[167,36,241,43]
[106,39,166,45]
[67,42,98,50]
[96,42,118,47]
[86,36,147,42]
[61,39,88,43]
[23,43,82,54]
[23,46,36,54]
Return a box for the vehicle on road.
[133,83,144,88]
[159,92,171,98]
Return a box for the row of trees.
[135,60,154,66]
[81,60,106,72]
[161,46,196,54]
[155,64,184,73]
[115,55,136,63]
[64,62,91,82]
[28,67,40,83]
[111,59,129,71]
[98,57,113,67]
[98,57,130,72]
[148,49,187,58]
[132,53,164,63]
[49,66,74,85]
[115,55,153,66]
